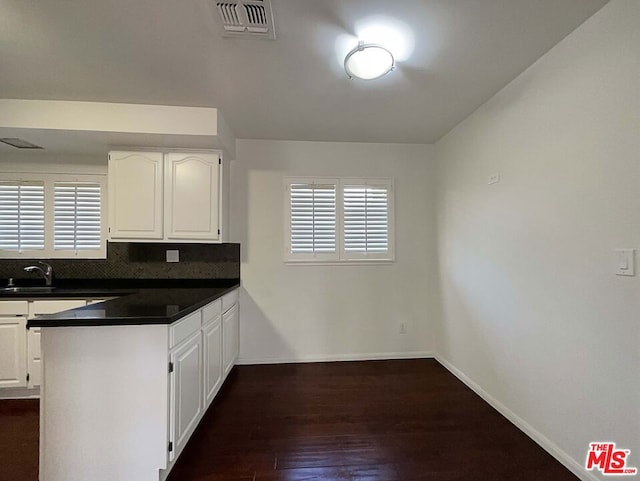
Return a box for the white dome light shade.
[344,42,395,80]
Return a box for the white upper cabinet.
[108,151,164,240]
[108,150,227,243]
[165,153,220,241]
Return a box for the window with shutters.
[54,182,102,253]
[285,178,394,263]
[0,181,45,253]
[0,174,106,259]
[342,181,393,260]
[287,180,338,261]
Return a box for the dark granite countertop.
[0,287,136,299]
[8,279,240,328]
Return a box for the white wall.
[434,1,639,479]
[231,140,438,363]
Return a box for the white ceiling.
[0,0,608,144]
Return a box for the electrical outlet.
[399,322,407,334]
[166,250,180,263]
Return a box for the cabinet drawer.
[221,289,238,313]
[0,301,29,316]
[202,299,221,326]
[29,300,87,318]
[170,310,202,349]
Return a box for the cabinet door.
[169,332,203,460]
[27,327,41,389]
[165,153,220,241]
[0,317,27,388]
[222,304,239,377]
[108,151,164,239]
[203,319,222,407]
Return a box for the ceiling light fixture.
[344,41,395,80]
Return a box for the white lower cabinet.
[0,317,28,388]
[0,299,87,394]
[29,299,87,318]
[203,319,222,406]
[37,287,239,481]
[169,331,203,461]
[165,288,238,472]
[222,304,239,376]
[27,328,41,389]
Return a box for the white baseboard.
[434,354,597,481]
[237,350,434,365]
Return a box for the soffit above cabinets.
[0,100,236,159]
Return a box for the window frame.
[284,177,395,265]
[0,173,107,259]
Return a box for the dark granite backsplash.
[0,243,240,281]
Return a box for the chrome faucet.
[24,261,54,286]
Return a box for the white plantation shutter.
[343,183,391,258]
[289,182,337,257]
[285,177,394,263]
[54,182,102,251]
[0,181,45,251]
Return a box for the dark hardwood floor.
[0,399,38,481]
[167,360,578,481]
[0,360,578,481]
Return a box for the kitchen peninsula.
[26,280,240,481]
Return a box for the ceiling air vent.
[0,138,43,149]
[215,0,275,39]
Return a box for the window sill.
[285,259,395,266]
[0,250,107,260]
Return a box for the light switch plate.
[615,249,635,276]
[166,250,180,263]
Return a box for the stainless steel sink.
[0,286,57,293]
